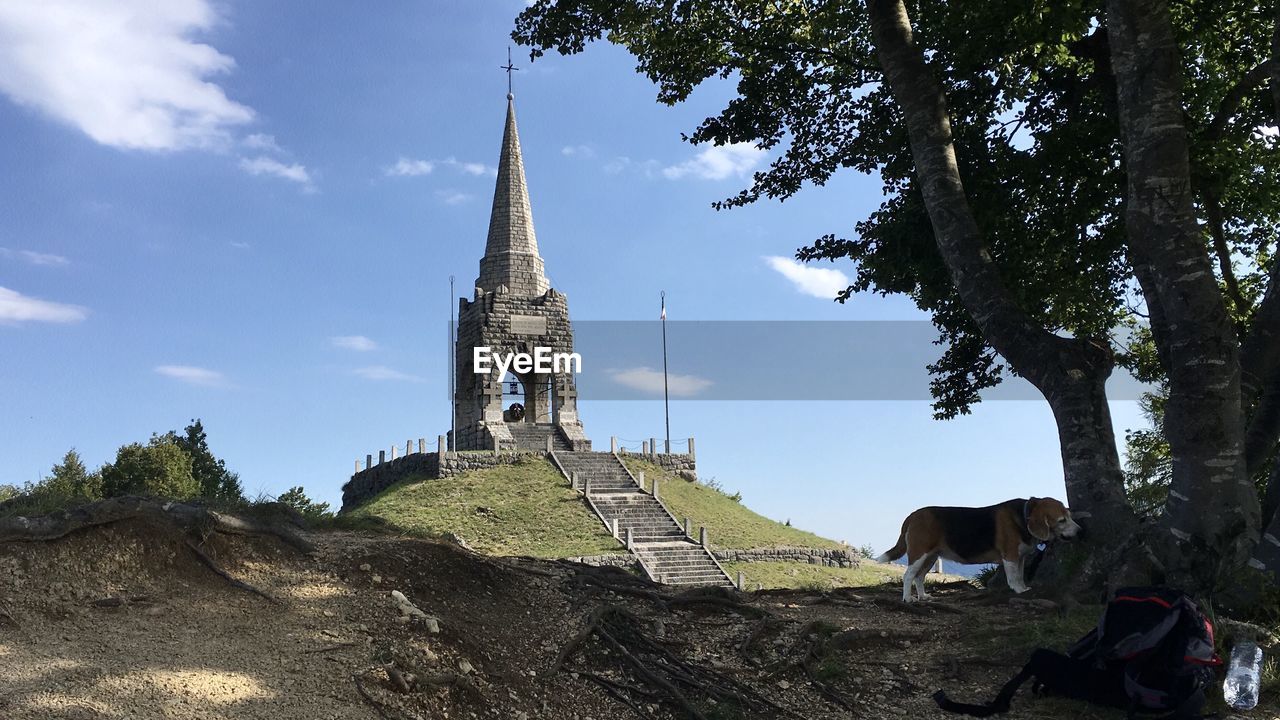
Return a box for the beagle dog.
[876,497,1083,602]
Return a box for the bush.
[100,438,198,499]
[169,419,244,502]
[42,448,102,501]
[275,486,334,525]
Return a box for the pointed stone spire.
[477,94,549,297]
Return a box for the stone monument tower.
[451,94,590,451]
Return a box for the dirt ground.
[0,521,1271,720]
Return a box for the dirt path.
[0,522,1266,719]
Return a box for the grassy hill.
[344,455,855,567]
[622,458,846,550]
[343,456,621,558]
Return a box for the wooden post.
[737,572,745,590]
[638,471,646,493]
[611,436,618,453]
[610,518,619,539]
[418,438,425,454]
[438,435,446,456]
[688,436,696,460]
[652,475,660,499]
[641,440,648,455]
[391,445,397,460]
[699,527,708,547]
[354,460,361,473]
[625,528,634,551]
[572,471,580,491]
[649,437,656,457]
[546,435,553,453]
[378,450,386,465]
[367,454,373,469]
[406,440,412,456]
[684,518,692,537]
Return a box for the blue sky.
[0,1,1145,552]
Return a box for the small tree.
[275,486,333,524]
[100,438,198,500]
[43,448,102,501]
[170,419,244,502]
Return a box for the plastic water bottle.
[1223,640,1263,710]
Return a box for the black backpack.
[934,587,1221,718]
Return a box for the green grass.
[345,457,623,558]
[722,560,910,590]
[624,459,845,551]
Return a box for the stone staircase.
[552,451,733,587]
[507,423,571,451]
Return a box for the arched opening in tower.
[500,372,557,424]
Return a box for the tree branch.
[1205,59,1276,143]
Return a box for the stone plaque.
[510,315,547,336]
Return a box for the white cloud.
[764,256,850,299]
[239,156,312,185]
[331,335,377,352]
[562,144,594,158]
[229,241,250,249]
[609,367,712,397]
[154,364,225,386]
[353,366,424,383]
[242,133,281,152]
[386,157,435,177]
[0,248,69,266]
[662,142,766,181]
[0,0,254,151]
[444,158,496,176]
[0,286,86,324]
[436,190,472,206]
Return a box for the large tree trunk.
[1105,0,1258,588]
[865,0,1136,556]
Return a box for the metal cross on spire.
[500,46,519,96]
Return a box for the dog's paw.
[1014,586,1031,594]
[918,593,932,601]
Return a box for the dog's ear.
[1027,500,1053,542]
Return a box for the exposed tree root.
[556,604,789,720]
[0,495,315,553]
[352,671,401,720]
[89,594,151,608]
[183,537,279,604]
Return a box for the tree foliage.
[42,448,102,502]
[167,419,244,503]
[516,0,1279,419]
[100,438,198,500]
[275,486,333,525]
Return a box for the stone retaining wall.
[340,450,545,512]
[564,554,638,570]
[713,546,858,569]
[619,452,697,480]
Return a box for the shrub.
[275,486,334,525]
[100,438,198,499]
[169,419,244,502]
[42,448,102,501]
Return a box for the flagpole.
[661,291,670,453]
[449,275,456,452]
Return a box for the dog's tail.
[875,520,908,564]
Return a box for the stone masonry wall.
[340,450,546,512]
[713,547,859,569]
[619,452,696,480]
